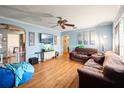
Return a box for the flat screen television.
[39,33,53,44]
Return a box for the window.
[114,18,124,57]
[78,31,97,48]
[114,24,120,54]
[119,19,124,57]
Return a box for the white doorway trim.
[62,35,70,54]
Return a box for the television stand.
[35,51,55,62]
[43,51,55,61]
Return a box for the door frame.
[62,35,70,54]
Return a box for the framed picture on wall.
[78,40,82,44]
[54,35,57,45]
[29,32,35,46]
[0,34,2,48]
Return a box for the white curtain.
[114,18,124,57]
[119,19,124,57]
[114,24,120,54]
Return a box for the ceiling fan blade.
[63,19,68,23]
[64,24,75,27]
[61,25,65,29]
[57,17,62,20]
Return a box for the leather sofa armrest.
[71,50,75,53]
[69,50,76,59]
[77,67,114,88]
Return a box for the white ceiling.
[0,5,120,31]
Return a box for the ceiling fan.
[51,17,76,29]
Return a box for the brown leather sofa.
[77,51,124,88]
[69,47,98,63]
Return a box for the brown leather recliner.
[69,47,98,63]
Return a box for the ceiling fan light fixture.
[51,17,76,30]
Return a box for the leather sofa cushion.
[85,59,103,70]
[91,53,105,65]
[103,51,124,81]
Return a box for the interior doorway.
[62,35,69,54]
[7,33,25,63]
[0,24,26,63]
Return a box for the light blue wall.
[61,24,113,52]
[0,17,113,60]
[0,17,61,61]
[95,25,113,51]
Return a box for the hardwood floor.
[18,54,83,88]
